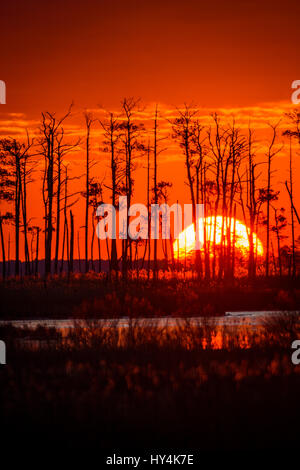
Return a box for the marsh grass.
[0,276,300,453]
[0,274,299,319]
[1,316,300,451]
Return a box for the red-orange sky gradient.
[1,0,300,260]
[1,0,300,112]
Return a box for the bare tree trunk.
[109,114,118,272]
[271,240,277,276]
[203,164,210,279]
[147,144,151,278]
[265,123,280,277]
[69,210,74,274]
[141,144,150,273]
[153,108,158,280]
[289,136,296,277]
[45,133,54,276]
[77,230,81,273]
[120,98,143,278]
[61,167,69,274]
[172,106,201,278]
[7,234,10,277]
[91,210,95,271]
[39,110,76,276]
[60,219,66,274]
[273,207,282,277]
[84,114,92,273]
[21,159,30,275]
[35,227,40,277]
[248,130,255,279]
[232,204,237,279]
[14,147,21,276]
[0,218,6,279]
[195,158,203,278]
[97,233,101,273]
[54,151,61,274]
[266,150,271,278]
[208,117,221,280]
[65,213,69,273]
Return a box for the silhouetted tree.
[151,106,166,279]
[119,98,145,276]
[69,210,74,274]
[0,212,13,278]
[271,206,287,277]
[89,181,104,272]
[171,105,202,277]
[283,110,300,276]
[84,112,96,273]
[264,122,281,277]
[156,180,173,269]
[54,130,79,274]
[100,112,122,272]
[40,106,72,276]
[0,137,32,276]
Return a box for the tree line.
[0,99,299,280]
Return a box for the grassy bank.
[0,273,299,319]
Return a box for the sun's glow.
[173,216,263,258]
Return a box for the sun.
[173,216,263,258]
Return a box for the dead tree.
[245,127,260,279]
[69,210,74,274]
[27,225,40,276]
[77,230,82,273]
[100,112,122,272]
[271,206,287,277]
[0,138,32,276]
[285,181,300,225]
[0,213,13,279]
[53,130,79,274]
[171,105,202,277]
[152,106,167,279]
[20,133,35,275]
[193,121,209,278]
[225,122,246,279]
[119,98,145,277]
[61,166,69,273]
[0,147,14,279]
[143,143,151,276]
[84,112,96,273]
[288,136,296,277]
[88,181,104,272]
[264,122,281,277]
[156,180,173,269]
[60,165,79,274]
[34,226,40,276]
[40,106,72,276]
[283,110,300,276]
[207,114,229,279]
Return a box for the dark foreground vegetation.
[0,274,299,319]
[1,315,300,454]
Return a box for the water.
[0,310,299,330]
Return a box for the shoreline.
[1,310,299,328]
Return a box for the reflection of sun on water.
[173,216,263,258]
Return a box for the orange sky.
[1,0,300,112]
[0,0,300,260]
